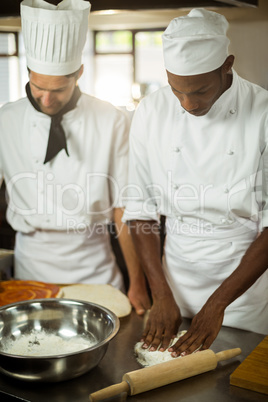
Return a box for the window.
[0,32,20,106]
[135,31,167,98]
[93,29,168,108]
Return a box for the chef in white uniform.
[0,0,150,315]
[123,8,268,354]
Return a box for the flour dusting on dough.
[134,330,187,367]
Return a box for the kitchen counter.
[0,311,266,402]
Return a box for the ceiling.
[0,0,258,17]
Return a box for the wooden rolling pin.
[89,347,241,401]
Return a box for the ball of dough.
[134,330,187,367]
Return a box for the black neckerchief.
[26,82,81,164]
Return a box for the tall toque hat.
[20,0,90,76]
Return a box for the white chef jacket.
[0,93,129,288]
[123,70,268,333]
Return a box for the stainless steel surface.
[0,311,266,402]
[0,298,119,382]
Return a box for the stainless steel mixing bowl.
[0,298,120,382]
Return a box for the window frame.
[93,28,165,83]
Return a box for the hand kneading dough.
[61,284,132,318]
[134,330,187,367]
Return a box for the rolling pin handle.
[89,380,130,401]
[216,348,242,362]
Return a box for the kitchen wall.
[227,19,268,88]
[224,1,268,89]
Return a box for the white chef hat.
[20,0,90,76]
[162,8,230,76]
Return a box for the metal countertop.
[0,311,266,402]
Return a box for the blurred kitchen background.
[0,0,267,273]
[0,0,267,110]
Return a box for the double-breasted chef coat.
[123,70,268,334]
[0,92,129,289]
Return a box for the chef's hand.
[168,302,224,356]
[127,279,151,316]
[141,296,182,351]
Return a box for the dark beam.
[0,0,258,18]
[213,0,257,6]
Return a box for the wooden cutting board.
[230,335,268,395]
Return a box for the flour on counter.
[134,330,187,367]
[1,331,97,357]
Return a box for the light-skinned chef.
[123,8,268,354]
[0,0,151,315]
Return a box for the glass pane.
[0,59,9,105]
[135,31,167,99]
[95,31,132,53]
[0,33,16,55]
[94,54,133,106]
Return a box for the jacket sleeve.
[122,101,160,223]
[0,112,4,189]
[108,108,130,209]
[260,112,268,229]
